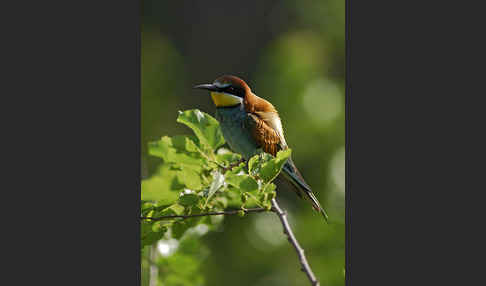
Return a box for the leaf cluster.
[141,109,291,248]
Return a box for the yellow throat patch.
[210,92,242,107]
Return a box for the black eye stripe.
[223,86,243,97]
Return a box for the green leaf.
[263,182,276,194]
[260,149,292,183]
[248,152,273,176]
[171,134,199,153]
[179,194,200,207]
[227,162,246,175]
[141,165,183,204]
[205,170,225,201]
[248,155,259,174]
[141,201,156,216]
[160,203,185,216]
[225,173,259,193]
[141,220,166,248]
[248,152,274,176]
[177,109,225,151]
[213,196,228,209]
[152,220,172,232]
[148,136,204,171]
[216,148,241,166]
[177,166,203,190]
[260,183,277,208]
[225,186,244,208]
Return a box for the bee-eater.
[194,75,328,221]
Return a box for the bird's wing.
[253,111,287,147]
[244,93,287,149]
[245,113,284,156]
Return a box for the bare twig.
[271,198,320,286]
[140,207,268,221]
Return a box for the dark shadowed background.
[141,0,344,285]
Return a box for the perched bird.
[194,75,328,221]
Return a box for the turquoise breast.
[215,105,260,160]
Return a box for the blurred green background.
[141,0,344,285]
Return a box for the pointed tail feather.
[281,159,329,223]
[305,189,329,222]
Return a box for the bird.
[194,75,328,222]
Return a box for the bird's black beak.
[193,83,220,92]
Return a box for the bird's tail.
[280,158,329,223]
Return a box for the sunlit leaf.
[205,171,224,202]
[177,109,225,151]
[177,166,203,190]
[141,165,183,204]
[148,136,204,171]
[248,153,273,176]
[225,173,259,193]
[216,149,241,166]
[162,203,185,216]
[259,149,292,183]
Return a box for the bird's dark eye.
[224,85,243,97]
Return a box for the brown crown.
[214,75,251,92]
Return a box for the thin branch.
[271,198,321,286]
[140,207,268,221]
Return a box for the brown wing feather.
[247,113,281,156]
[244,91,288,156]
